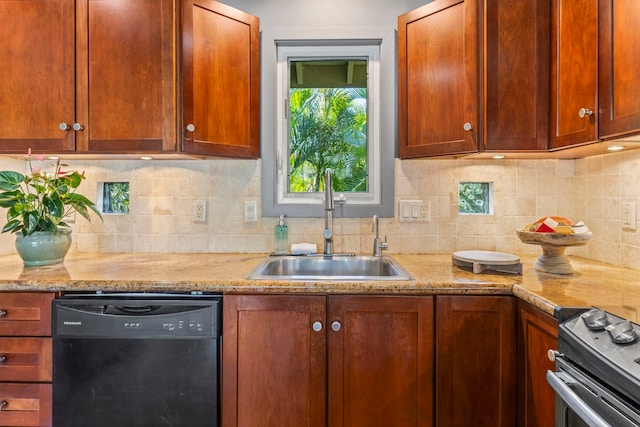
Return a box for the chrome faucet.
[372,214,388,257]
[323,169,334,256]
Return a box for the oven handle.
[546,370,612,427]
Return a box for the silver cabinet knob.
[185,123,196,132]
[463,122,473,131]
[73,123,84,131]
[312,321,323,332]
[59,122,71,131]
[0,310,6,318]
[0,400,7,411]
[0,355,7,363]
[331,321,341,332]
[578,108,593,118]
[547,349,563,362]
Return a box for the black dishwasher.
[52,293,222,427]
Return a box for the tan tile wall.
[1,150,639,270]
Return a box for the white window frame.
[275,43,381,207]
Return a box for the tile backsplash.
[1,150,639,270]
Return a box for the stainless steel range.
[548,308,640,427]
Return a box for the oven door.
[547,358,640,427]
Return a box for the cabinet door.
[549,0,598,149]
[516,300,557,427]
[182,0,260,158]
[0,0,76,154]
[598,0,640,139]
[77,0,176,153]
[436,296,516,427]
[398,0,480,158]
[328,295,434,427]
[484,0,549,151]
[222,295,326,427]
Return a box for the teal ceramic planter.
[15,229,72,267]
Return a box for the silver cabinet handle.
[0,401,7,411]
[186,123,196,132]
[463,122,473,131]
[73,122,84,131]
[578,108,594,118]
[546,371,611,427]
[0,310,6,318]
[0,355,7,363]
[312,321,323,332]
[59,122,71,131]
[331,321,341,332]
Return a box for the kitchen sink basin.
[246,255,412,281]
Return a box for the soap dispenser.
[274,214,289,254]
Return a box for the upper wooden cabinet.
[549,0,598,150]
[398,0,550,158]
[0,0,76,154]
[0,0,177,155]
[0,0,260,158]
[484,0,549,152]
[182,0,260,158]
[598,0,640,140]
[398,0,480,158]
[82,0,177,153]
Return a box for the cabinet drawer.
[0,293,54,337]
[0,383,51,427]
[0,339,51,382]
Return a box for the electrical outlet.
[63,212,76,224]
[622,201,637,231]
[192,199,207,223]
[244,200,258,222]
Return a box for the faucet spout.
[372,214,388,257]
[323,169,334,256]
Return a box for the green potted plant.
[0,150,102,266]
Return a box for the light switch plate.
[399,200,429,222]
[244,200,258,222]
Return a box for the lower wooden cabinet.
[222,294,549,427]
[222,294,434,427]
[0,384,52,427]
[516,299,558,427]
[0,292,54,427]
[435,296,516,427]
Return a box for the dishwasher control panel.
[53,296,221,339]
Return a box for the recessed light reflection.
[492,155,505,159]
[607,145,624,152]
[140,156,153,160]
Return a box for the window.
[262,36,394,218]
[100,182,129,214]
[459,182,492,215]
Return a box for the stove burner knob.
[547,349,564,362]
[581,308,609,330]
[605,321,638,344]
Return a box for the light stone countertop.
[0,252,639,320]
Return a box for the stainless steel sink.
[246,255,412,281]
